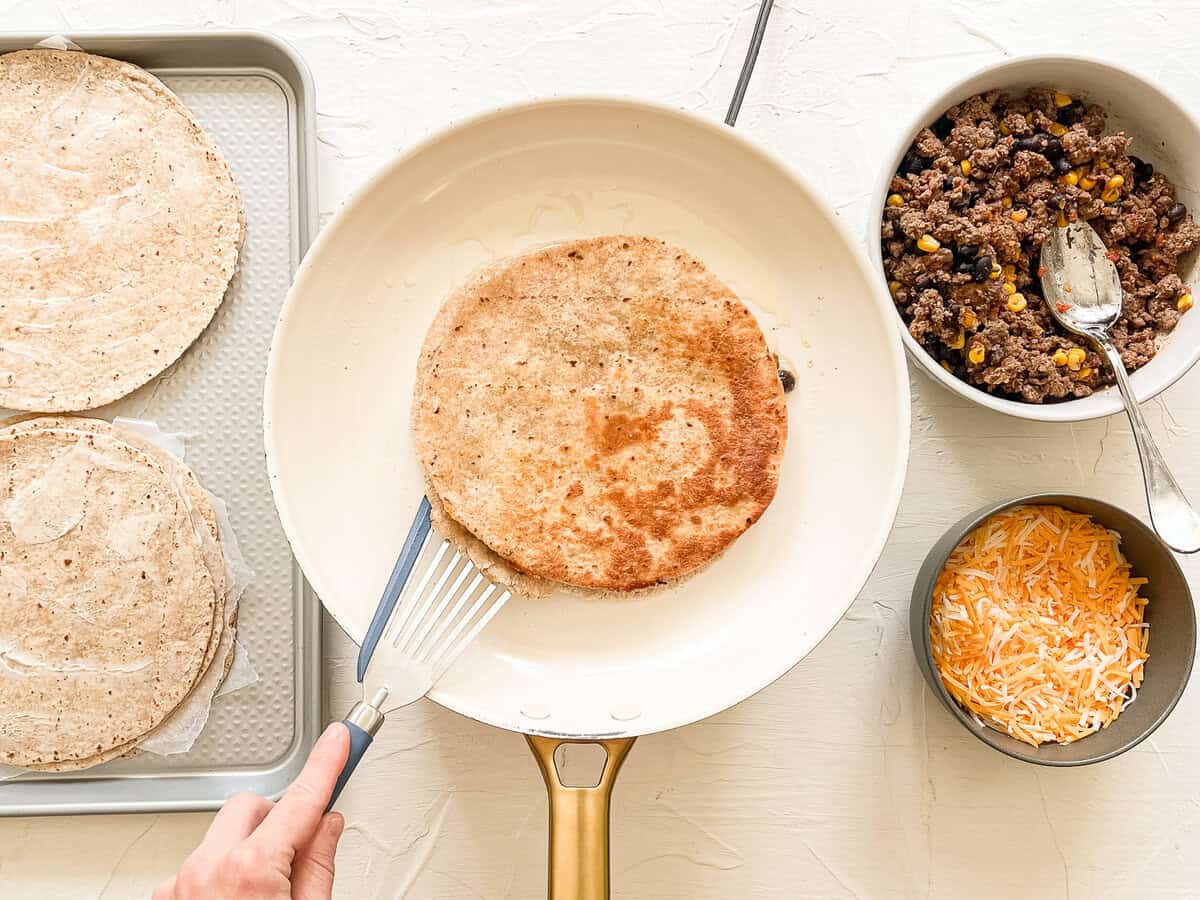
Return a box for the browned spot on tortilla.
[585,397,673,456]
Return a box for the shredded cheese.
[930,504,1149,746]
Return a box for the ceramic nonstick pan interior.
[265,97,911,897]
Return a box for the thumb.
[291,811,345,900]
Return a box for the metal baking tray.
[0,31,320,816]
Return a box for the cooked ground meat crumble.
[881,88,1200,403]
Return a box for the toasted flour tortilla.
[413,236,788,591]
[0,424,217,765]
[0,49,243,412]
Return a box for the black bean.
[954,259,975,274]
[931,115,954,140]
[1056,100,1085,126]
[1130,155,1154,182]
[956,244,980,260]
[1014,134,1049,154]
[900,150,930,176]
[778,368,796,393]
[942,177,955,192]
[1044,137,1065,159]
[1053,155,1073,175]
[973,255,993,282]
[1168,202,1187,223]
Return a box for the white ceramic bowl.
[868,54,1200,422]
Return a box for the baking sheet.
[0,31,320,816]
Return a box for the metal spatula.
[326,497,513,808]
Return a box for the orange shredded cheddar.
[930,505,1149,746]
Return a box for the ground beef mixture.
[881,88,1200,403]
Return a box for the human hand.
[154,723,350,900]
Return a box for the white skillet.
[264,97,910,897]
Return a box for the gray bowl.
[912,493,1196,766]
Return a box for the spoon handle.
[1094,335,1200,553]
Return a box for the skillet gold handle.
[526,735,636,900]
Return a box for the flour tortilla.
[2,417,228,673]
[0,49,244,412]
[3,417,236,772]
[0,425,217,765]
[413,236,788,591]
[25,612,239,773]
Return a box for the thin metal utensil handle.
[1093,333,1200,553]
[725,0,774,126]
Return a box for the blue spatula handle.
[326,703,384,811]
[357,497,432,681]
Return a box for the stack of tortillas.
[0,417,236,770]
[0,48,243,412]
[412,235,788,594]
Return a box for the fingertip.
[321,720,349,742]
[317,722,351,757]
[326,811,345,838]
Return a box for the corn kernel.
[886,193,904,207]
[1063,170,1080,186]
[1054,92,1073,108]
[1001,196,1013,208]
[1010,208,1029,223]
[1052,348,1069,366]
[1066,347,1086,370]
[1102,187,1121,203]
[917,234,940,253]
[1025,111,1034,124]
[968,344,986,364]
[960,159,972,175]
[962,309,979,329]
[950,331,966,350]
[1057,210,1069,227]
[940,360,953,373]
[1079,367,1093,379]
[1001,264,1016,280]
[1107,175,1125,189]
[888,280,902,295]
[1007,293,1028,312]
[1179,293,1194,312]
[1002,281,1017,295]
[1048,122,1068,137]
[989,261,1002,280]
[999,121,1011,136]
[1080,175,1097,190]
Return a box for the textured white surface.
[3,1,1200,898]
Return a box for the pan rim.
[264,94,912,737]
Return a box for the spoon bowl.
[1040,221,1123,333]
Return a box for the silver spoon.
[1040,221,1200,553]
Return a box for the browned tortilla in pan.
[412,235,787,592]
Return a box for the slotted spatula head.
[358,498,513,713]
